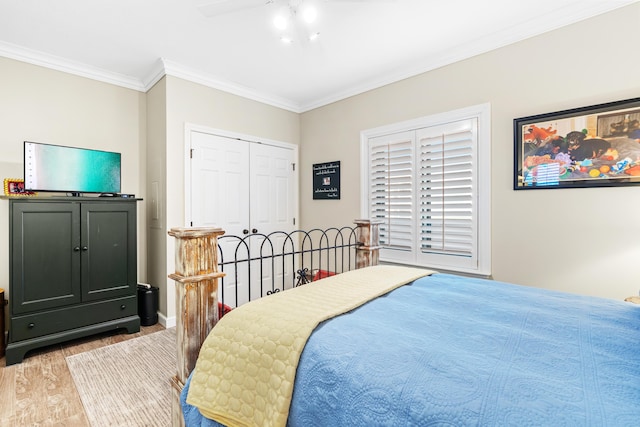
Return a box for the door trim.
[183,122,299,228]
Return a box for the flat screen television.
[24,141,121,195]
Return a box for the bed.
[167,220,383,426]
[179,266,640,426]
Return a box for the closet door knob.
[243,229,249,235]
[252,228,258,234]
[82,246,88,251]
[73,246,80,252]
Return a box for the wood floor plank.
[14,346,81,425]
[1,324,165,427]
[0,361,16,426]
[45,351,89,426]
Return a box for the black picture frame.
[313,161,340,200]
[514,97,640,190]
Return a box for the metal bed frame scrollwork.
[167,219,381,426]
[217,225,364,310]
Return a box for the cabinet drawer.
[10,295,137,342]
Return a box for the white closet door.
[190,132,249,234]
[249,143,296,297]
[190,132,250,307]
[190,131,296,307]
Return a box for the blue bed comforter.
[182,273,640,426]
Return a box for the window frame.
[360,103,492,276]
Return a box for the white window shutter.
[369,132,415,258]
[361,103,490,275]
[417,119,478,269]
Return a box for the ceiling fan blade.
[196,0,270,17]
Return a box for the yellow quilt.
[186,265,434,427]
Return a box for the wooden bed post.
[168,227,225,427]
[354,219,382,269]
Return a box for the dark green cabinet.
[6,198,140,365]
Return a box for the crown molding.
[0,1,633,113]
[155,59,302,113]
[0,40,145,91]
[299,1,636,112]
[142,58,168,91]
[0,40,303,112]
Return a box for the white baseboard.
[158,312,176,329]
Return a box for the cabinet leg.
[4,344,27,366]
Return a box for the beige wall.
[159,76,300,322]
[300,3,640,300]
[0,62,301,327]
[0,58,147,314]
[145,77,168,322]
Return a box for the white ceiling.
[0,0,636,112]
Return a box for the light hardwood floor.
[0,323,165,427]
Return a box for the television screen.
[24,141,121,195]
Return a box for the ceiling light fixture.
[272,0,320,45]
[273,14,289,30]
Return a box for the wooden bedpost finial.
[354,219,382,269]
[168,226,225,427]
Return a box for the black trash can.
[137,284,159,326]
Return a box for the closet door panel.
[190,131,297,305]
[191,132,251,306]
[190,132,250,235]
[249,143,296,294]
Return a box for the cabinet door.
[10,201,81,314]
[81,202,137,302]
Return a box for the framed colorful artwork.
[514,97,640,189]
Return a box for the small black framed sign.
[313,161,340,200]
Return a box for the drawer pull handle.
[28,323,35,329]
[120,304,126,310]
